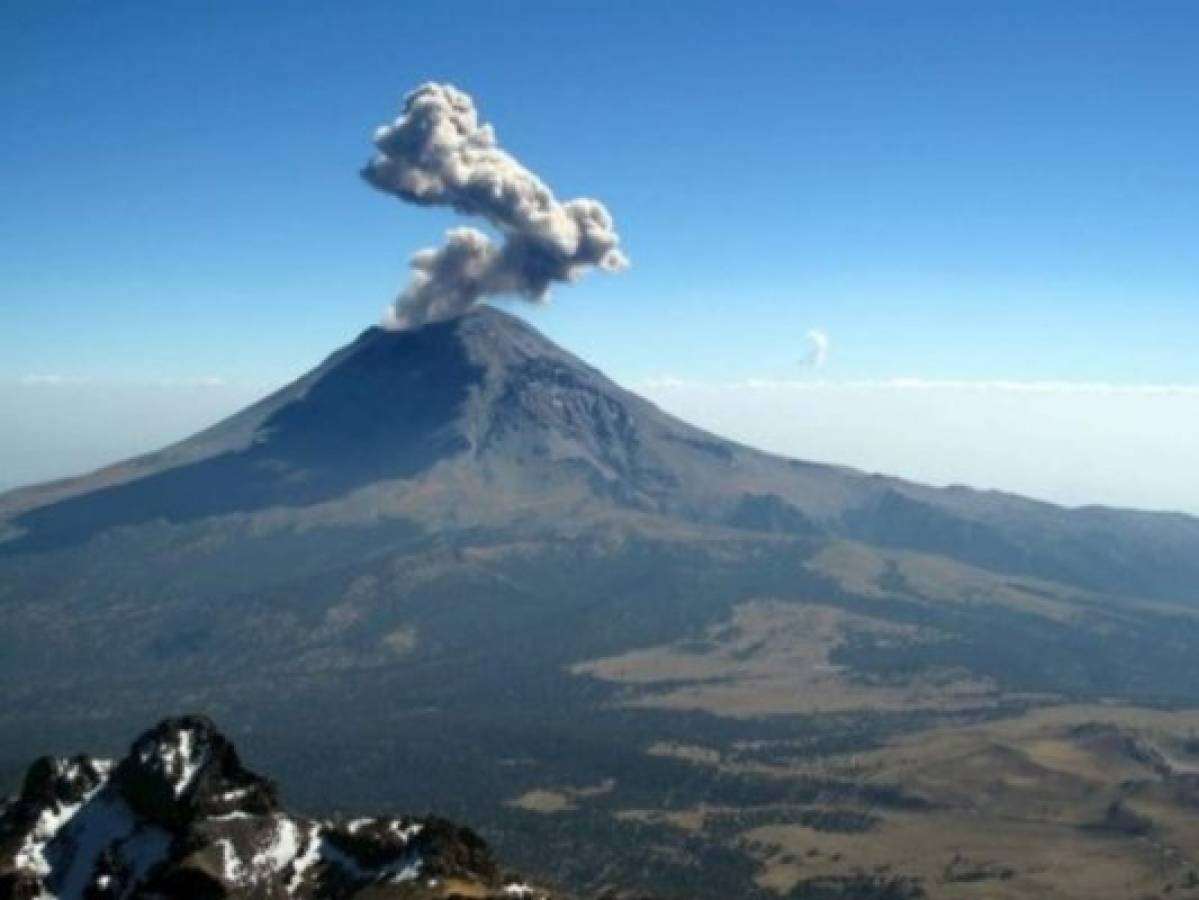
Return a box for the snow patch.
[135,724,211,798]
[210,810,252,821]
[389,819,424,843]
[13,758,113,879]
[33,794,171,900]
[286,823,324,896]
[215,838,249,886]
[503,884,538,897]
[251,816,302,879]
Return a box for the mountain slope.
[3,306,1199,898]
[3,306,1197,598]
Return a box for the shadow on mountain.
[2,322,483,554]
[844,489,1035,573]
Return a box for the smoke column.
[363,83,628,329]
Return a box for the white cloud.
[799,329,829,368]
[638,375,694,389]
[18,374,91,386]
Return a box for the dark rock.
[111,715,279,828]
[0,716,558,900]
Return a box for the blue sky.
[3,2,1198,508]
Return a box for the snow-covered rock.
[0,716,556,900]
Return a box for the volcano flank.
[4,307,1199,898]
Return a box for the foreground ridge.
[0,716,574,900]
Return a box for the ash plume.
[363,83,628,329]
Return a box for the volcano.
[4,307,1196,595]
[3,307,1199,898]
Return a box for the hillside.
[4,307,1198,600]
[3,306,1199,897]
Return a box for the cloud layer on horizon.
[638,376,1199,395]
[633,375,1199,514]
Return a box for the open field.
[613,704,1199,898]
[573,598,996,717]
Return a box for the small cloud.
[639,375,693,389]
[800,329,829,368]
[738,377,825,390]
[18,374,90,386]
[159,376,229,388]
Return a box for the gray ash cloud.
[363,83,627,329]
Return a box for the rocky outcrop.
[0,716,552,900]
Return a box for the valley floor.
[599,703,1199,899]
